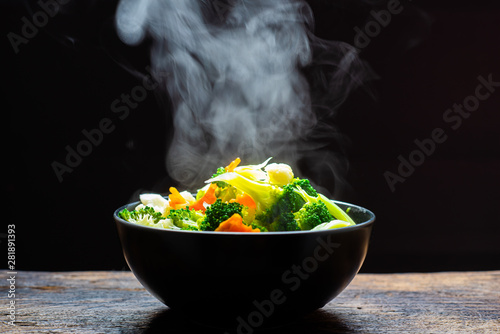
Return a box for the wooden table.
[2,270,499,333]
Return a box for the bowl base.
[178,306,319,333]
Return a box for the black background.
[3,0,500,272]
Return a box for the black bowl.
[114,200,375,329]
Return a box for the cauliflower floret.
[265,163,294,186]
[138,193,169,215]
[156,218,180,230]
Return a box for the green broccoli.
[180,225,200,231]
[200,199,243,231]
[250,222,268,232]
[211,166,228,188]
[264,211,299,232]
[288,178,318,197]
[261,179,318,218]
[294,201,334,230]
[167,208,204,230]
[293,186,355,225]
[119,206,165,225]
[254,179,319,231]
[255,184,304,231]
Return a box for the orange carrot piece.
[189,183,218,213]
[215,214,261,232]
[168,187,188,209]
[225,157,241,172]
[230,193,257,209]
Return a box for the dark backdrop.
[3,0,500,272]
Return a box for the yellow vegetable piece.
[265,163,294,186]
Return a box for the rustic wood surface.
[1,270,499,333]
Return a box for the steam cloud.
[115,0,372,192]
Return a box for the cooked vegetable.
[225,157,241,172]
[294,201,334,230]
[119,157,355,232]
[199,199,243,231]
[215,214,261,232]
[207,172,283,214]
[312,220,354,230]
[287,178,318,197]
[253,182,302,231]
[119,206,166,226]
[294,186,356,225]
[168,187,193,210]
[252,179,318,231]
[211,166,229,188]
[265,163,294,186]
[189,183,218,213]
[136,193,169,214]
[167,207,204,230]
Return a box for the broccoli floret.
[250,223,268,232]
[257,179,318,225]
[200,199,243,231]
[255,185,303,231]
[294,201,334,230]
[293,186,355,225]
[180,225,200,231]
[282,182,310,211]
[213,166,226,177]
[288,178,318,197]
[255,179,319,231]
[119,206,165,225]
[211,166,228,188]
[167,207,204,230]
[266,211,300,231]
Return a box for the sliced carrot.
[215,214,261,232]
[230,193,256,209]
[225,157,241,173]
[168,187,188,209]
[189,183,218,213]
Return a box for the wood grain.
[1,271,499,333]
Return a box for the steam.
[115,0,372,191]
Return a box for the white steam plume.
[116,0,372,191]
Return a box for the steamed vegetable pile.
[119,158,356,232]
